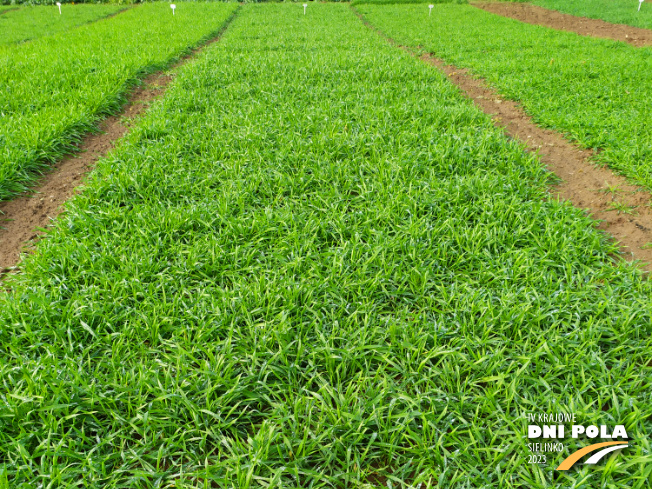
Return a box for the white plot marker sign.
[171,4,176,15]
[56,2,61,15]
[639,0,644,12]
[303,3,307,15]
[429,4,434,16]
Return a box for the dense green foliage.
[532,0,652,29]
[0,4,126,46]
[2,0,287,5]
[0,2,238,201]
[352,0,464,6]
[1,0,135,5]
[359,4,652,190]
[1,4,650,487]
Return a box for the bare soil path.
[0,72,171,272]
[0,7,241,274]
[422,57,652,270]
[354,7,652,271]
[474,2,652,47]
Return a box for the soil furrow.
[0,6,241,274]
[421,56,652,270]
[353,7,652,271]
[474,2,652,47]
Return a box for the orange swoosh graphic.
[556,441,628,470]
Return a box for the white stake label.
[429,4,434,16]
[303,3,307,15]
[171,4,176,15]
[56,2,61,15]
[639,0,644,12]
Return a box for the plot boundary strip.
[0,5,242,274]
[0,3,239,203]
[352,5,652,270]
[474,2,652,47]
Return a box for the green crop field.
[351,0,465,6]
[1,2,651,488]
[531,0,652,29]
[0,4,127,46]
[358,4,652,190]
[0,2,238,201]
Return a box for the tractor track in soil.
[353,6,652,272]
[474,2,652,47]
[0,6,241,276]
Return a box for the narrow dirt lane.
[354,7,652,271]
[0,73,171,272]
[474,2,652,47]
[421,56,652,271]
[0,7,241,274]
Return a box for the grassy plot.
[0,1,238,202]
[2,3,651,488]
[351,0,465,6]
[531,0,652,30]
[0,4,127,46]
[358,4,652,190]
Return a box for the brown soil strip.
[353,7,652,271]
[474,2,652,47]
[422,56,652,271]
[0,7,241,274]
[0,7,133,47]
[0,73,170,273]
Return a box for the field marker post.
[303,3,307,15]
[56,2,61,15]
[639,0,644,12]
[429,4,433,16]
[171,3,176,15]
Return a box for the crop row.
[0,2,237,201]
[358,4,652,191]
[351,0,466,6]
[0,4,127,46]
[1,4,650,487]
